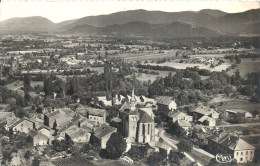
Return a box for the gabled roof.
[235,139,255,151]
[29,129,38,137]
[38,125,51,131]
[168,111,188,119]
[198,115,215,123]
[139,112,153,123]
[156,96,174,105]
[88,108,106,117]
[119,101,131,112]
[94,124,117,139]
[178,120,192,127]
[46,110,61,118]
[11,117,34,128]
[241,136,260,149]
[226,109,249,114]
[139,108,154,119]
[193,106,211,116]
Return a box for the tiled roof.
[119,101,131,112]
[29,129,38,137]
[235,139,255,151]
[156,96,174,105]
[178,120,192,127]
[38,125,51,131]
[139,112,153,123]
[46,110,61,118]
[139,108,154,119]
[88,108,106,117]
[193,106,211,115]
[94,124,116,139]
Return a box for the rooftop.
[94,124,117,139]
[156,96,174,105]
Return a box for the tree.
[23,74,31,92]
[147,151,167,166]
[24,150,31,160]
[126,145,149,161]
[105,132,126,159]
[177,140,193,153]
[168,150,182,165]
[81,143,100,157]
[242,129,250,135]
[31,157,40,166]
[168,121,186,137]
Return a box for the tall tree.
[177,140,193,153]
[23,74,31,92]
[105,132,126,159]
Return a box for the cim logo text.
[216,153,234,163]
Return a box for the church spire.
[130,88,137,111]
[132,88,135,97]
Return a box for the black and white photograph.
[0,0,259,165]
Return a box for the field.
[112,50,179,62]
[147,61,231,72]
[135,69,175,82]
[238,58,260,78]
[216,98,260,113]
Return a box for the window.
[28,128,30,131]
[251,151,253,154]
[241,152,243,155]
[237,152,239,156]
[148,124,150,134]
[240,158,243,161]
[21,124,23,127]
[246,151,248,155]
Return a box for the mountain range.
[0,9,259,38]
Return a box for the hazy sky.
[0,1,259,23]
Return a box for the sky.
[0,1,259,23]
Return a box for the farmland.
[238,58,260,78]
[147,61,231,72]
[216,98,260,113]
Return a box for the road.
[158,129,213,166]
[219,122,260,127]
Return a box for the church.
[118,89,155,143]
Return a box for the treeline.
[137,64,211,76]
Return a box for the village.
[0,32,260,166]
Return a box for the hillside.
[0,9,259,36]
[68,21,222,38]
[0,16,56,32]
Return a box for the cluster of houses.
[1,88,259,164]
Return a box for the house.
[225,109,253,118]
[178,119,192,131]
[192,106,219,127]
[168,111,193,123]
[88,108,106,126]
[155,140,172,156]
[5,117,35,134]
[242,135,260,162]
[44,108,75,129]
[29,130,49,146]
[92,124,117,149]
[37,125,52,138]
[156,96,177,114]
[208,133,255,164]
[56,114,94,143]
